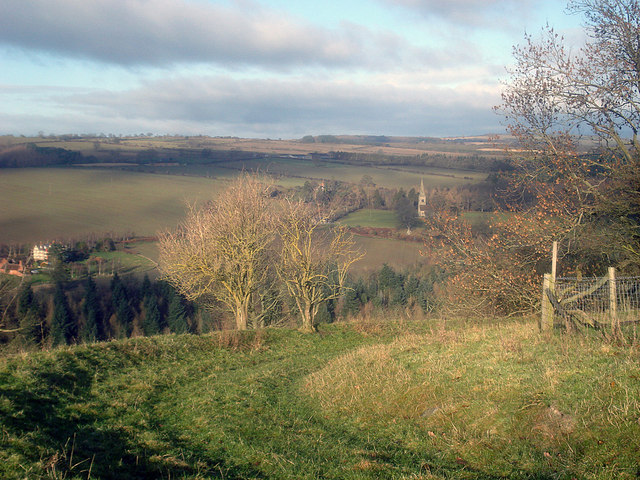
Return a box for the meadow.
[1,133,511,159]
[1,318,639,479]
[101,156,484,191]
[350,235,425,274]
[0,132,493,246]
[338,208,411,229]
[212,157,485,190]
[0,168,226,243]
[0,162,472,244]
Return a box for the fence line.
[541,269,640,333]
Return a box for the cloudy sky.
[0,0,582,138]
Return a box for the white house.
[32,244,51,262]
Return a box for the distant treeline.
[0,143,257,168]
[0,144,89,168]
[341,264,440,317]
[0,141,510,173]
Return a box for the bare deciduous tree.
[496,0,640,272]
[500,0,639,156]
[277,201,362,332]
[424,0,640,316]
[158,175,276,330]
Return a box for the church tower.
[418,178,427,217]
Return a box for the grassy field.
[123,157,485,190]
[215,157,485,190]
[352,235,425,274]
[1,134,512,159]
[108,233,426,278]
[338,209,399,228]
[0,164,472,245]
[0,168,227,243]
[1,319,639,479]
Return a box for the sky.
[0,0,583,139]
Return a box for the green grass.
[129,157,484,190]
[80,234,427,279]
[0,159,483,245]
[0,168,227,243]
[338,209,399,228]
[351,235,426,274]
[215,157,485,190]
[86,250,157,275]
[2,319,638,479]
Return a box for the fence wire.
[554,276,640,328]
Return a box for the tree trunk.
[300,299,316,332]
[235,301,248,330]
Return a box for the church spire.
[418,178,427,217]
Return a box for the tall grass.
[1,319,639,479]
[305,320,640,478]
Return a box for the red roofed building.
[0,258,25,277]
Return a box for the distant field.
[338,209,398,228]
[0,168,226,243]
[214,157,485,190]
[125,157,484,190]
[105,233,426,278]
[352,235,426,274]
[2,134,513,158]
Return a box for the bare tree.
[158,175,277,330]
[500,0,639,156]
[277,201,362,332]
[496,0,640,272]
[422,1,640,316]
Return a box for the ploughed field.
[0,168,226,243]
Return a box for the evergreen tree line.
[339,264,440,318]
[3,274,194,350]
[2,264,440,352]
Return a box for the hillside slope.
[1,319,639,479]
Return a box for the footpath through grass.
[1,319,639,479]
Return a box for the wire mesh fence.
[545,272,640,332]
[557,276,639,324]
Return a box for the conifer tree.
[167,293,188,334]
[81,275,101,343]
[17,283,35,317]
[16,283,44,347]
[18,309,43,348]
[51,282,76,346]
[140,274,152,300]
[142,293,162,336]
[110,273,132,337]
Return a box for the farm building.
[0,258,25,277]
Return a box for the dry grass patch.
[302,319,640,478]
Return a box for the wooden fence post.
[551,241,558,281]
[609,267,618,337]
[541,273,554,331]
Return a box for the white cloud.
[0,0,441,69]
[382,0,535,28]
[2,75,502,137]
